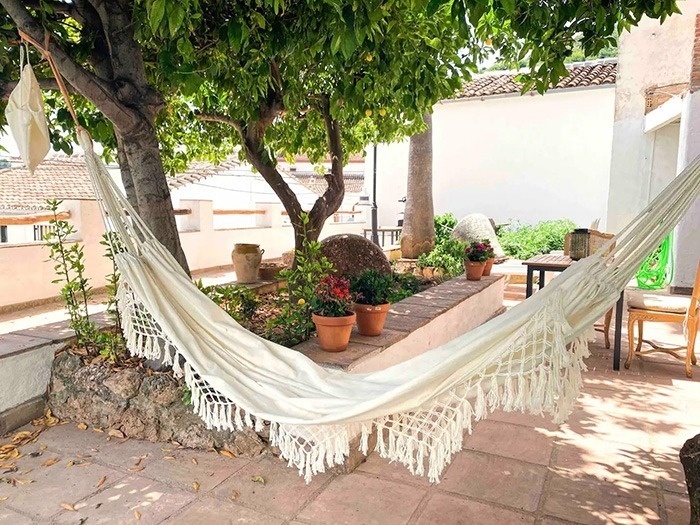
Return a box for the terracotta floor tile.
[355,452,432,487]
[163,496,283,524]
[211,456,332,519]
[414,493,534,525]
[297,473,426,525]
[663,491,691,525]
[552,437,658,488]
[0,508,35,525]
[543,473,661,524]
[52,475,195,525]
[0,458,126,521]
[463,420,555,465]
[440,451,547,512]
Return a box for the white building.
[606,0,700,292]
[369,59,617,230]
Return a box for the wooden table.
[522,254,625,371]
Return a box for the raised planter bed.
[294,274,506,373]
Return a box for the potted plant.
[311,275,356,352]
[350,269,394,336]
[464,240,490,281]
[480,239,497,276]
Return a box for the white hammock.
[76,131,700,483]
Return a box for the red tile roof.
[287,171,365,196]
[0,156,239,211]
[455,59,617,100]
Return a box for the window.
[0,226,6,243]
[33,224,55,242]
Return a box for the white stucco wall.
[370,86,616,229]
[606,3,700,234]
[606,1,700,289]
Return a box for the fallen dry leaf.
[128,466,144,472]
[61,502,76,511]
[74,462,92,468]
[76,423,88,431]
[134,510,141,520]
[163,456,175,460]
[96,476,107,489]
[13,478,34,485]
[108,429,125,439]
[230,490,240,501]
[191,458,198,465]
[192,481,200,492]
[66,460,74,468]
[39,445,47,451]
[93,428,104,433]
[42,458,60,467]
[219,450,236,459]
[134,457,143,467]
[251,475,265,486]
[0,496,7,501]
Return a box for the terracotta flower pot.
[354,302,390,336]
[312,312,356,352]
[482,257,496,277]
[464,260,486,281]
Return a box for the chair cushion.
[627,290,691,314]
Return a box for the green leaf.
[168,5,186,37]
[227,21,243,52]
[149,0,166,34]
[426,0,444,17]
[501,0,516,15]
[251,11,266,29]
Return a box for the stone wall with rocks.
[49,352,269,458]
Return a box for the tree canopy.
[0,0,682,260]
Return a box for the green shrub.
[498,219,576,260]
[351,269,395,305]
[197,281,259,323]
[416,237,466,276]
[388,272,422,303]
[434,212,457,245]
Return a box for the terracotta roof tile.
[0,156,240,210]
[287,171,365,196]
[455,59,617,100]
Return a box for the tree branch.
[0,0,139,132]
[196,112,244,131]
[309,94,345,230]
[0,77,73,100]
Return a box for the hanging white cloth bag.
[5,48,50,173]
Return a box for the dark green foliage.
[388,273,422,303]
[351,269,395,306]
[498,219,577,260]
[196,281,259,323]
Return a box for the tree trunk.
[114,131,139,211]
[118,122,190,274]
[401,112,435,259]
[680,433,700,524]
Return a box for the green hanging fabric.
[635,233,674,289]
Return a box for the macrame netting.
[79,130,700,483]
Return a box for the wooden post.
[680,433,700,524]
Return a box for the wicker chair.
[624,262,700,378]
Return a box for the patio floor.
[1,284,698,524]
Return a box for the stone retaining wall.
[48,352,269,458]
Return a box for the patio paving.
[0,285,697,524]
